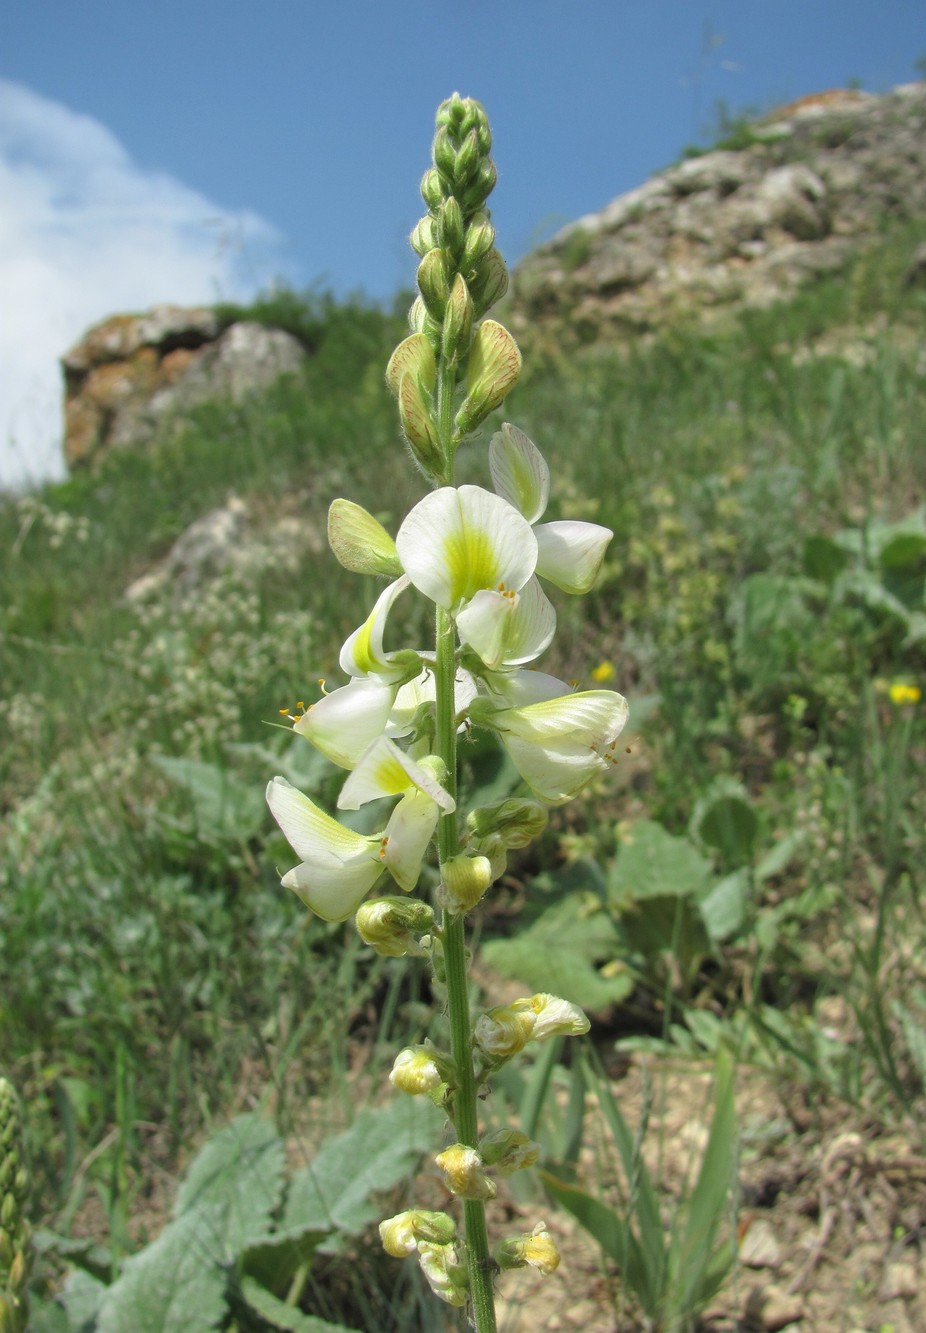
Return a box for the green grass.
[2,231,926,1323]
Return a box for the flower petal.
[534,520,612,595]
[339,576,411,679]
[487,689,630,803]
[266,776,383,920]
[396,485,537,611]
[295,677,397,770]
[382,789,442,892]
[337,735,455,812]
[489,424,549,524]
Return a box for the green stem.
[432,365,497,1332]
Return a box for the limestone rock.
[62,305,308,469]
[511,82,926,348]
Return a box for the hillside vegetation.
[2,217,926,1328]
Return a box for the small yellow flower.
[496,1221,561,1275]
[591,660,616,683]
[389,1046,447,1095]
[379,1209,456,1257]
[888,682,921,707]
[435,1144,497,1200]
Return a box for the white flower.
[396,485,551,667]
[473,681,630,804]
[265,776,385,920]
[490,424,612,594]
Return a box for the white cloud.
[0,79,284,492]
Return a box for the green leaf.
[152,754,267,842]
[238,1276,356,1331]
[240,1232,328,1297]
[480,894,633,1010]
[699,870,750,942]
[691,784,758,867]
[97,1204,228,1333]
[803,533,850,583]
[672,1049,737,1318]
[608,821,712,905]
[175,1113,286,1259]
[281,1099,443,1239]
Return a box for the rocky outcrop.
[510,83,926,346]
[62,306,308,469]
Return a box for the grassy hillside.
[2,225,925,1326]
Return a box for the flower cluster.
[265,93,628,1327]
[267,425,627,921]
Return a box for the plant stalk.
[433,362,498,1332]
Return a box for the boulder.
[510,82,926,347]
[62,305,307,468]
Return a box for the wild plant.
[264,94,626,1329]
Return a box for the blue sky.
[2,0,924,487]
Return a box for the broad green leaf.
[97,1204,228,1333]
[608,821,712,905]
[617,893,711,980]
[699,870,750,942]
[239,1276,357,1331]
[480,894,633,1010]
[281,1099,443,1239]
[176,1113,286,1259]
[802,533,850,583]
[754,831,805,882]
[241,1231,328,1295]
[60,1268,110,1330]
[152,754,267,842]
[691,785,758,867]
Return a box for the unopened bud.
[327,500,402,578]
[432,126,457,181]
[441,274,474,364]
[455,320,521,437]
[398,373,443,475]
[461,159,498,211]
[410,215,437,257]
[515,993,590,1042]
[473,1002,536,1062]
[379,1209,456,1257]
[436,197,464,259]
[435,1144,496,1200]
[467,798,548,849]
[389,1045,451,1095]
[462,213,496,270]
[479,1128,541,1175]
[356,897,434,957]
[452,128,481,186]
[416,248,452,321]
[420,167,445,210]
[438,853,493,914]
[385,333,436,398]
[417,1241,468,1307]
[496,1222,561,1276]
[469,247,509,316]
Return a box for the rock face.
[510,83,926,346]
[62,305,308,469]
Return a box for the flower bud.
[479,1128,541,1175]
[0,1079,32,1333]
[327,500,402,578]
[469,247,509,316]
[437,853,493,914]
[420,167,445,210]
[379,1209,456,1257]
[515,993,590,1042]
[435,1144,496,1200]
[452,128,481,186]
[454,320,521,437]
[416,248,452,321]
[417,1241,468,1307]
[473,1002,536,1062]
[496,1222,561,1276]
[436,197,464,260]
[355,897,434,957]
[385,333,436,398]
[461,159,498,211]
[467,798,548,849]
[441,274,474,365]
[398,372,443,476]
[432,126,457,182]
[410,215,437,257]
[462,213,496,270]
[389,1045,451,1095]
